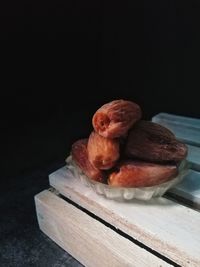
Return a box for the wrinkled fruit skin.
[92,99,142,138]
[71,139,105,183]
[108,160,178,187]
[125,120,188,162]
[87,131,120,170]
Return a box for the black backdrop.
[1,1,200,177]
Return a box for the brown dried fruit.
[125,120,188,162]
[108,160,178,187]
[87,131,120,170]
[71,139,105,183]
[92,99,142,138]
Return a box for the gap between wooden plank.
[55,189,180,267]
[35,190,173,267]
[165,191,200,211]
[167,169,200,211]
[49,167,200,267]
[186,144,200,171]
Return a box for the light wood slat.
[35,190,172,267]
[187,144,200,171]
[152,112,200,128]
[152,113,200,146]
[49,167,200,267]
[168,169,200,209]
[151,113,200,203]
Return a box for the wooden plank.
[152,112,200,128]
[49,166,200,267]
[35,190,172,267]
[152,112,200,146]
[168,169,200,209]
[186,144,200,171]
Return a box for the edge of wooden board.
[35,189,173,267]
[49,167,200,267]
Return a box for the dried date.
[92,99,142,138]
[125,120,188,162]
[71,139,106,182]
[87,131,120,170]
[108,160,178,187]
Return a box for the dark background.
[1,1,200,177]
[1,2,200,266]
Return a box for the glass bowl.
[65,156,189,201]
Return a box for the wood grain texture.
[49,167,200,267]
[152,113,200,128]
[186,144,200,171]
[169,169,200,209]
[35,190,172,267]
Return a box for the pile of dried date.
[71,99,188,188]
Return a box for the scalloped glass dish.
[65,156,189,201]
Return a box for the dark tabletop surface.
[0,162,84,267]
[0,113,87,267]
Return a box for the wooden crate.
[35,114,200,267]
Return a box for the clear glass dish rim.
[65,155,189,200]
